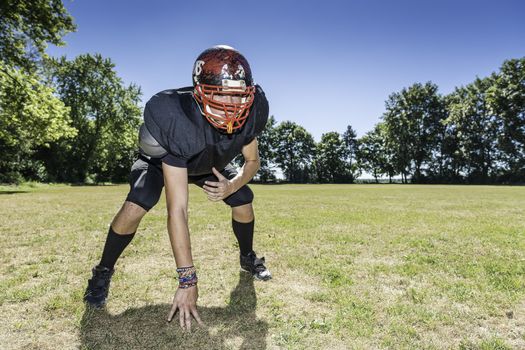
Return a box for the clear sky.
[48,0,525,140]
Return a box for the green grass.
[1,184,524,349]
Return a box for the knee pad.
[126,191,162,212]
[125,158,164,211]
[224,185,254,207]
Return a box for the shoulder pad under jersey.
[138,123,168,157]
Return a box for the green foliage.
[446,77,499,183]
[315,131,350,183]
[356,124,389,182]
[360,59,524,184]
[255,115,278,182]
[264,59,523,184]
[0,0,76,183]
[0,0,75,70]
[274,121,316,183]
[43,54,142,183]
[487,57,525,182]
[382,82,447,182]
[342,125,360,180]
[0,62,76,183]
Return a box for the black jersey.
[143,85,269,176]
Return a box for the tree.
[256,115,278,182]
[487,57,525,182]
[342,125,359,182]
[274,121,316,183]
[315,131,349,183]
[44,54,142,183]
[0,0,75,70]
[438,110,463,183]
[0,62,76,183]
[356,124,389,183]
[382,82,446,183]
[0,0,77,183]
[377,123,397,183]
[446,77,499,183]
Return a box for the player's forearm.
[167,208,193,267]
[230,159,260,192]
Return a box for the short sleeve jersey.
[143,85,269,176]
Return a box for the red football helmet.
[192,45,255,134]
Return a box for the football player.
[83,45,271,331]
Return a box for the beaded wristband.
[176,265,198,289]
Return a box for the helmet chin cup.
[194,84,255,134]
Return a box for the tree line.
[253,59,524,184]
[1,1,523,184]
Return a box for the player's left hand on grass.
[167,285,204,332]
[203,167,235,201]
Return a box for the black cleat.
[240,251,272,281]
[84,265,114,308]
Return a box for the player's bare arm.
[203,138,261,201]
[163,163,192,266]
[162,163,204,331]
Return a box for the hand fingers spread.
[167,303,178,322]
[179,309,185,330]
[185,312,192,332]
[191,308,204,326]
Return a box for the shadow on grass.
[80,271,268,349]
[70,183,123,186]
[0,190,29,194]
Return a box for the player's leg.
[192,164,271,280]
[98,155,164,269]
[229,201,271,281]
[96,201,147,271]
[231,200,254,221]
[84,155,165,307]
[231,203,255,255]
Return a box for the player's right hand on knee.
[167,285,204,332]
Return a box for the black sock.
[232,219,254,256]
[98,226,135,269]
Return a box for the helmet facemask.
[194,82,255,134]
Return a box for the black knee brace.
[125,156,164,211]
[224,185,254,207]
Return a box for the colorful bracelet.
[176,265,198,289]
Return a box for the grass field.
[1,183,524,349]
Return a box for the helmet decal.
[235,65,245,79]
[221,64,232,80]
[193,60,205,84]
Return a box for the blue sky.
[48,0,525,140]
